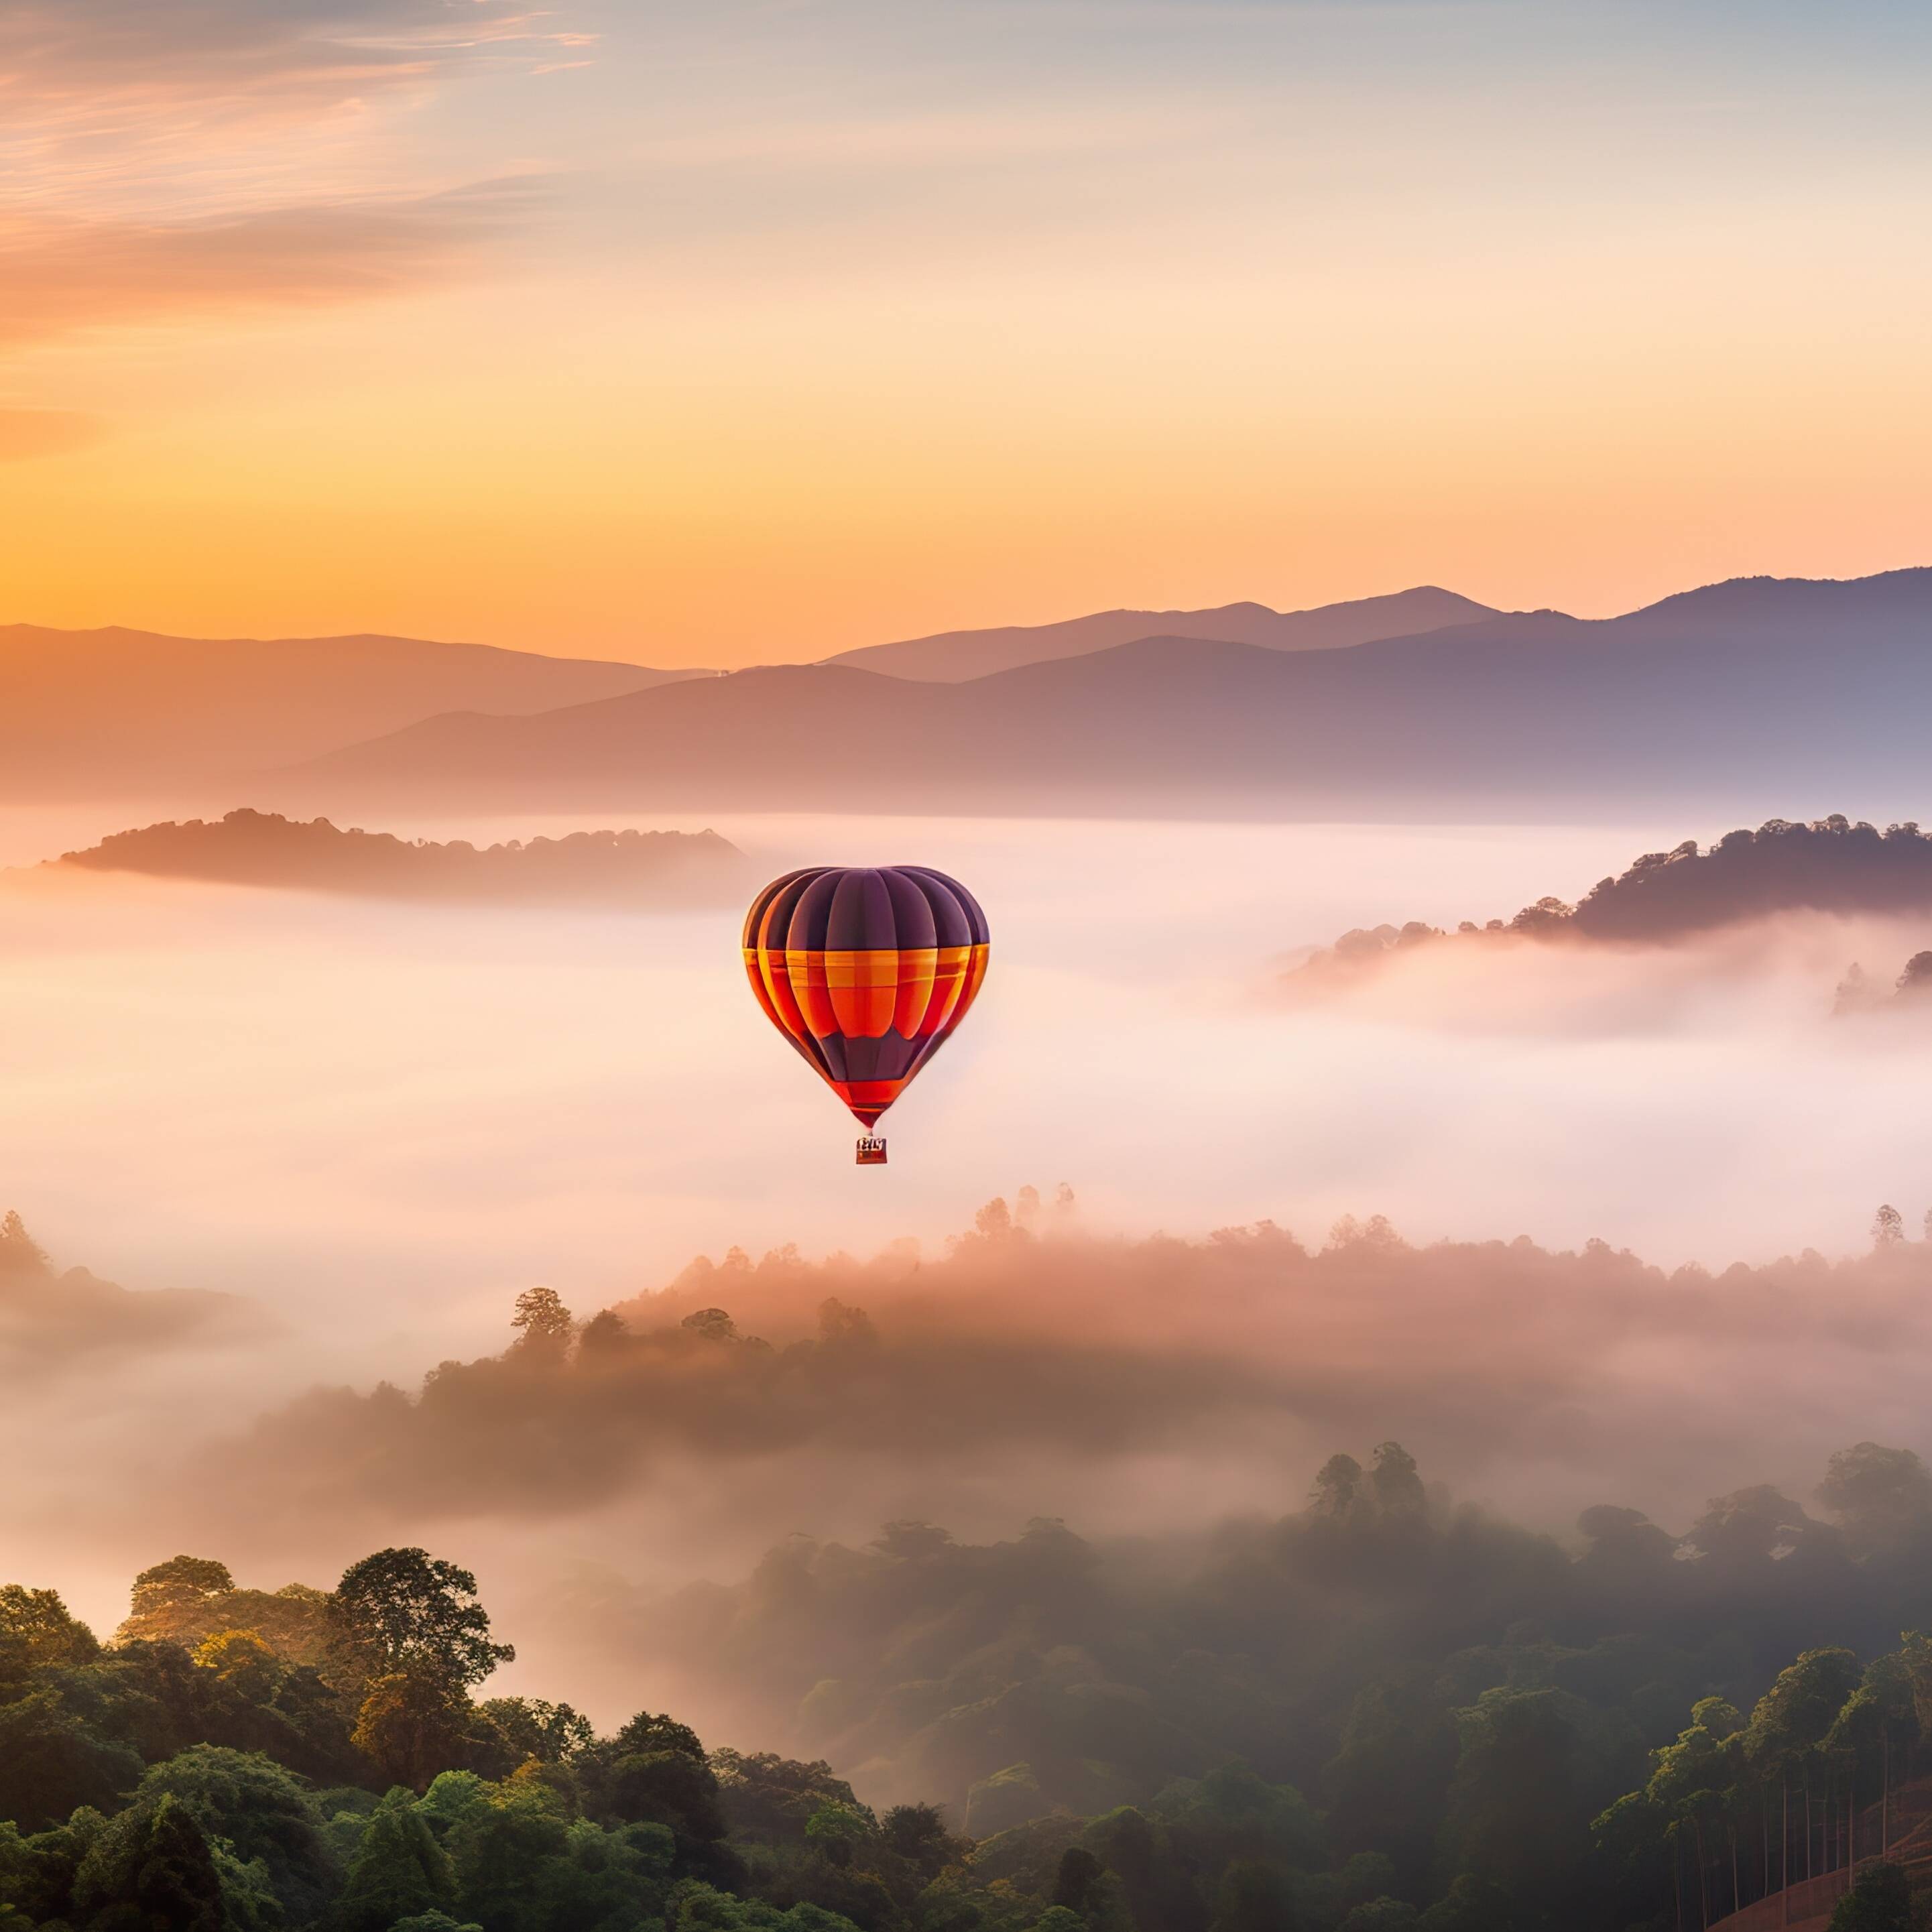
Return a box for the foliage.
[15,1461,1932,1932]
[1828,1861,1914,1931]
[136,1745,338,1923]
[477,1698,593,1768]
[70,1792,226,1932]
[57,811,743,909]
[335,1787,459,1932]
[0,1587,99,1673]
[353,1664,501,1793]
[510,1288,575,1350]
[333,1549,514,1693]
[118,1558,333,1668]
[1309,817,1932,969]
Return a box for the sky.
[3,0,1931,665]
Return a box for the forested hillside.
[1299,816,1932,977]
[13,1443,1932,1930]
[52,810,747,909]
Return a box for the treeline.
[17,1447,1932,1931]
[167,1207,1932,1536]
[614,1440,1932,1931]
[54,810,747,908]
[1,1547,956,1932]
[1302,815,1932,973]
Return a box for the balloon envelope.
[742,865,991,1128]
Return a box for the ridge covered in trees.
[164,1201,1932,1540]
[1297,817,1932,977]
[49,810,748,909]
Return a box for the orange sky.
[3,1,1930,666]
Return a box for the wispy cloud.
[0,1,592,118]
[0,0,582,378]
[0,180,546,348]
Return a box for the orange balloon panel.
[743,865,990,1128]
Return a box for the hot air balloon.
[742,865,990,1164]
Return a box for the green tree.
[1828,1860,1913,1931]
[353,1663,494,1791]
[0,1585,99,1670]
[0,1688,145,1832]
[1815,1444,1932,1556]
[614,1710,707,1760]
[1209,1860,1300,1932]
[1048,1846,1103,1915]
[804,1802,874,1869]
[711,1752,865,1845]
[878,1803,963,1880]
[479,1697,595,1767]
[598,1745,729,1847]
[1437,1687,1599,1925]
[333,1549,513,1692]
[670,1882,861,1932]
[0,1809,106,1925]
[432,1771,674,1932]
[135,1745,338,1925]
[335,1788,458,1932]
[71,1793,225,1932]
[1742,1646,1864,1870]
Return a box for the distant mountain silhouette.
[1299,813,1932,980]
[280,567,1932,818]
[54,808,749,908]
[1,1206,255,1380]
[0,623,703,796]
[821,585,1499,680]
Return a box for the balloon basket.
[855,1136,888,1166]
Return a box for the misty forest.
[22,591,1932,1932]
[19,754,1932,1932]
[13,1394,1932,1932]
[18,1172,1932,1932]
[15,0,1932,1922]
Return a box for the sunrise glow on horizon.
[4,0,1931,666]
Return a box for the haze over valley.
[10,1,1932,1918]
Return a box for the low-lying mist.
[11,804,1932,1719]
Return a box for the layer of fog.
[12,802,1932,1682]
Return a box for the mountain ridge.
[0,622,703,796]
[820,583,1501,680]
[272,566,1932,818]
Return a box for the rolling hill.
[277,568,1932,819]
[50,808,749,908]
[820,585,1499,680]
[0,623,704,796]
